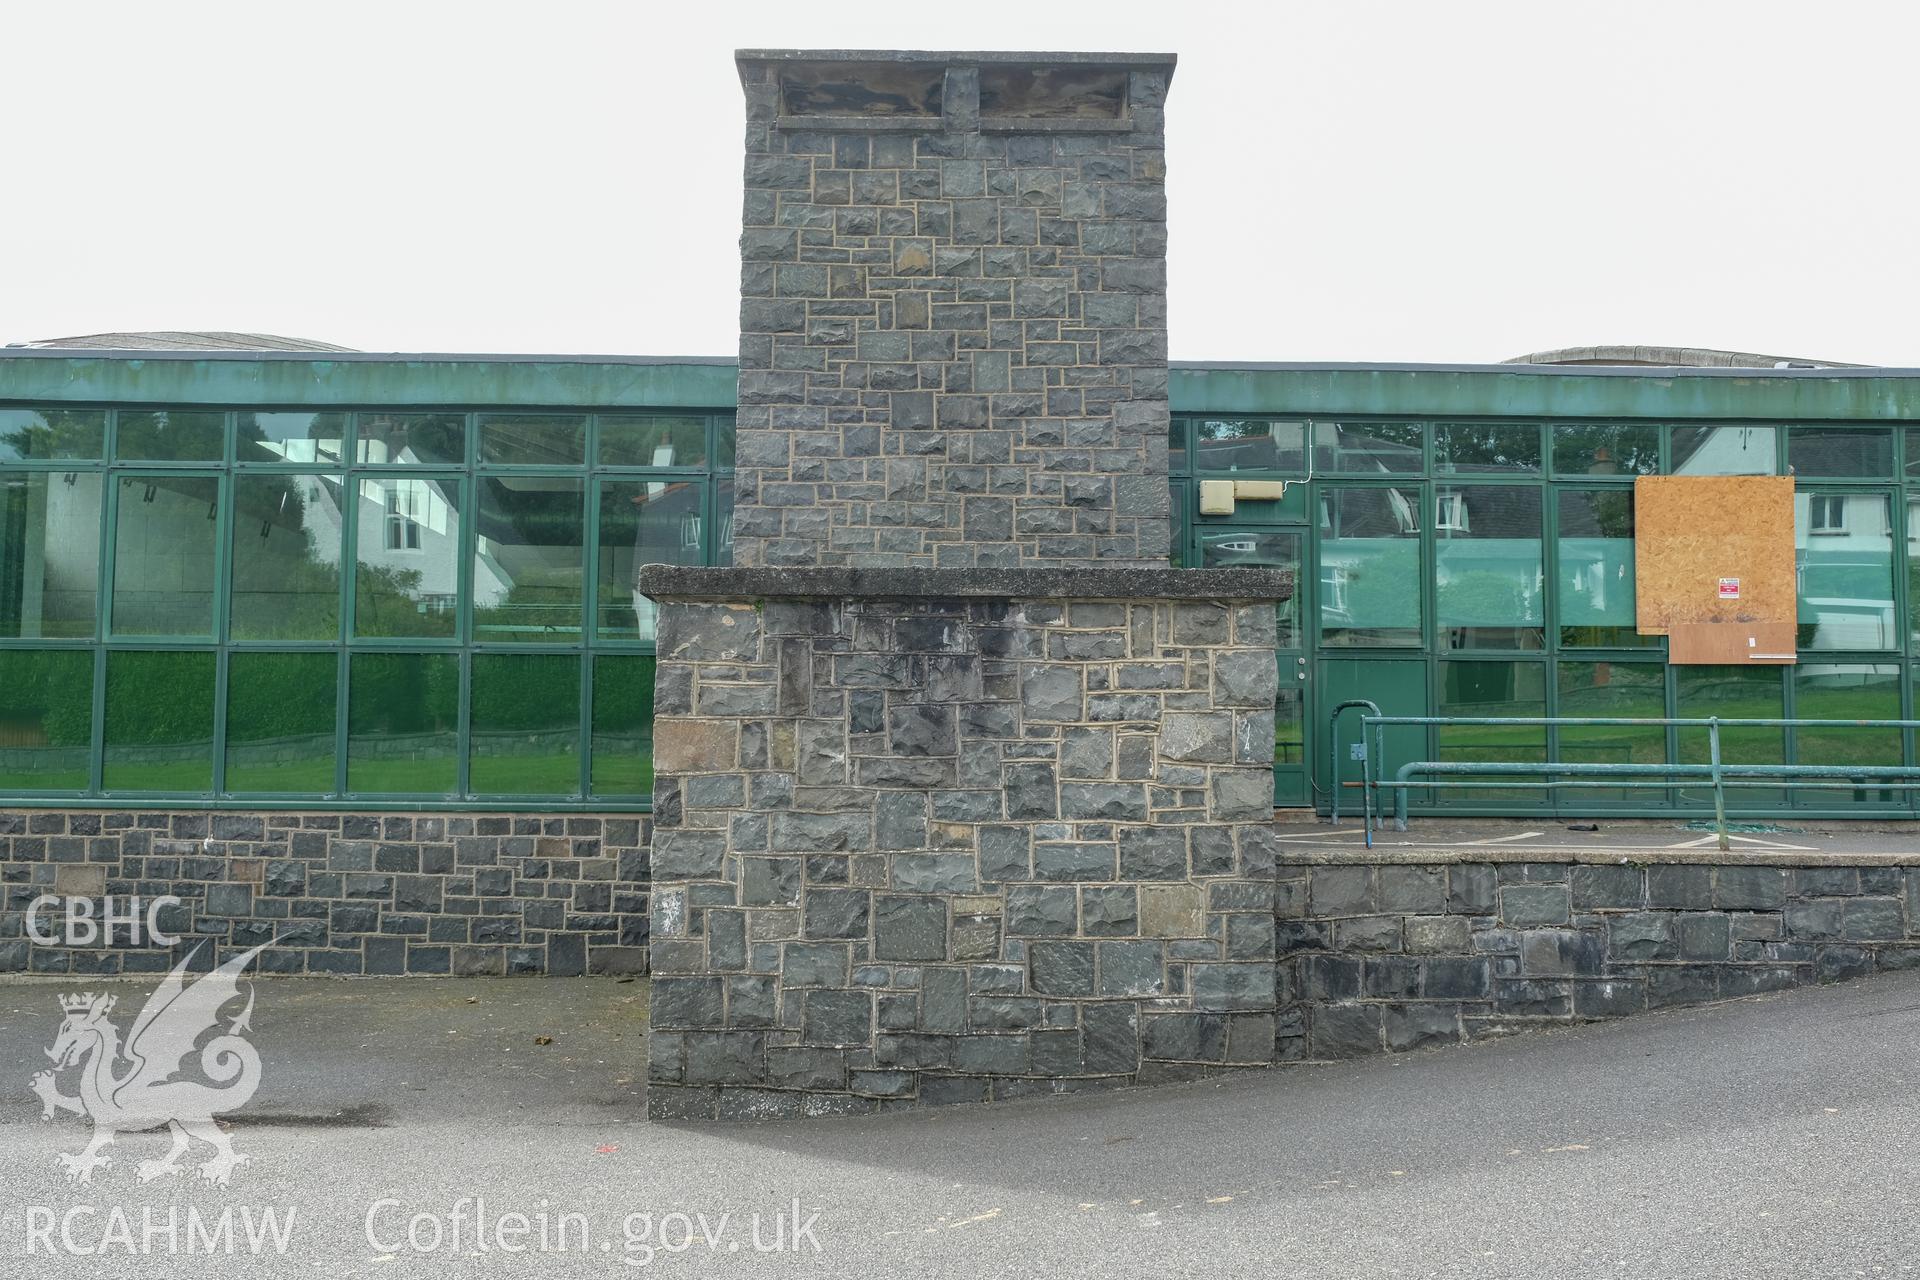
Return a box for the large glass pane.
[103,650,215,792]
[1558,487,1655,647]
[225,652,337,794]
[596,478,706,642]
[471,653,580,797]
[115,411,225,462]
[111,473,220,637]
[715,415,735,471]
[1676,666,1784,809]
[1788,428,1893,478]
[355,412,465,466]
[347,652,458,794]
[231,474,343,640]
[236,412,347,465]
[1556,661,1666,805]
[473,476,585,642]
[1670,424,1776,476]
[1313,421,1423,474]
[0,650,93,790]
[477,414,586,466]
[715,475,734,565]
[353,476,462,639]
[591,654,655,797]
[0,408,105,461]
[1551,422,1660,477]
[1793,664,1902,807]
[1437,660,1547,806]
[1435,484,1543,650]
[1168,420,1187,476]
[1194,419,1305,473]
[1319,486,1421,646]
[1200,529,1300,647]
[1796,491,1895,651]
[0,472,101,638]
[598,415,707,468]
[1167,483,1185,567]
[1274,683,1304,776]
[1433,422,1541,474]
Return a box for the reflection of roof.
[1504,345,1863,369]
[15,331,358,352]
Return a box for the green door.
[1318,658,1428,818]
[1198,528,1308,806]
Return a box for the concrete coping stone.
[638,565,1294,603]
[1283,845,1920,868]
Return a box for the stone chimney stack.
[641,51,1291,1121]
[729,50,1174,569]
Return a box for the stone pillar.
[644,52,1290,1120]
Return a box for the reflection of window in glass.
[1319,486,1422,646]
[472,477,586,643]
[477,415,586,466]
[230,474,343,640]
[0,472,101,638]
[1194,419,1304,472]
[1797,492,1894,651]
[1670,424,1776,475]
[597,479,706,641]
[1551,423,1659,477]
[1313,421,1424,474]
[1557,488,1654,647]
[111,474,220,637]
[1436,485,1543,651]
[354,477,461,639]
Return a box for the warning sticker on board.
[1718,577,1741,599]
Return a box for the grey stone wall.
[730,52,1174,569]
[0,810,649,977]
[1276,856,1920,1059]
[644,590,1279,1120]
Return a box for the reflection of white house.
[1793,490,1896,651]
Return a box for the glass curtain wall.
[1173,414,1919,817]
[0,406,733,807]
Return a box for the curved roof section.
[15,330,358,353]
[1504,344,1863,369]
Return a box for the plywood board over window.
[1633,475,1797,664]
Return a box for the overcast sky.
[7,0,1916,364]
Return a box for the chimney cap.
[736,48,1176,83]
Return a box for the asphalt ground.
[3,970,1918,1278]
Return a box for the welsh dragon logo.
[31,943,267,1186]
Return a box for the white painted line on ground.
[1275,828,1371,841]
[1667,833,1819,851]
[1462,831,1545,846]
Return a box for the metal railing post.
[1327,700,1380,826]
[1709,717,1729,852]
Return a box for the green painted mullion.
[88,647,106,796]
[334,647,350,799]
[578,647,593,801]
[456,647,473,801]
[456,439,475,798]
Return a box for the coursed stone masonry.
[1275,853,1920,1059]
[730,50,1176,569]
[0,810,649,977]
[643,577,1283,1119]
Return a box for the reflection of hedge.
[593,657,656,739]
[471,656,579,730]
[351,654,458,732]
[104,652,215,744]
[227,654,335,742]
[0,650,93,744]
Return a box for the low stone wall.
[1276,852,1920,1059]
[0,810,650,977]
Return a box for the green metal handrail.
[1353,714,1920,850]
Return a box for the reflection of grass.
[98,751,657,799]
